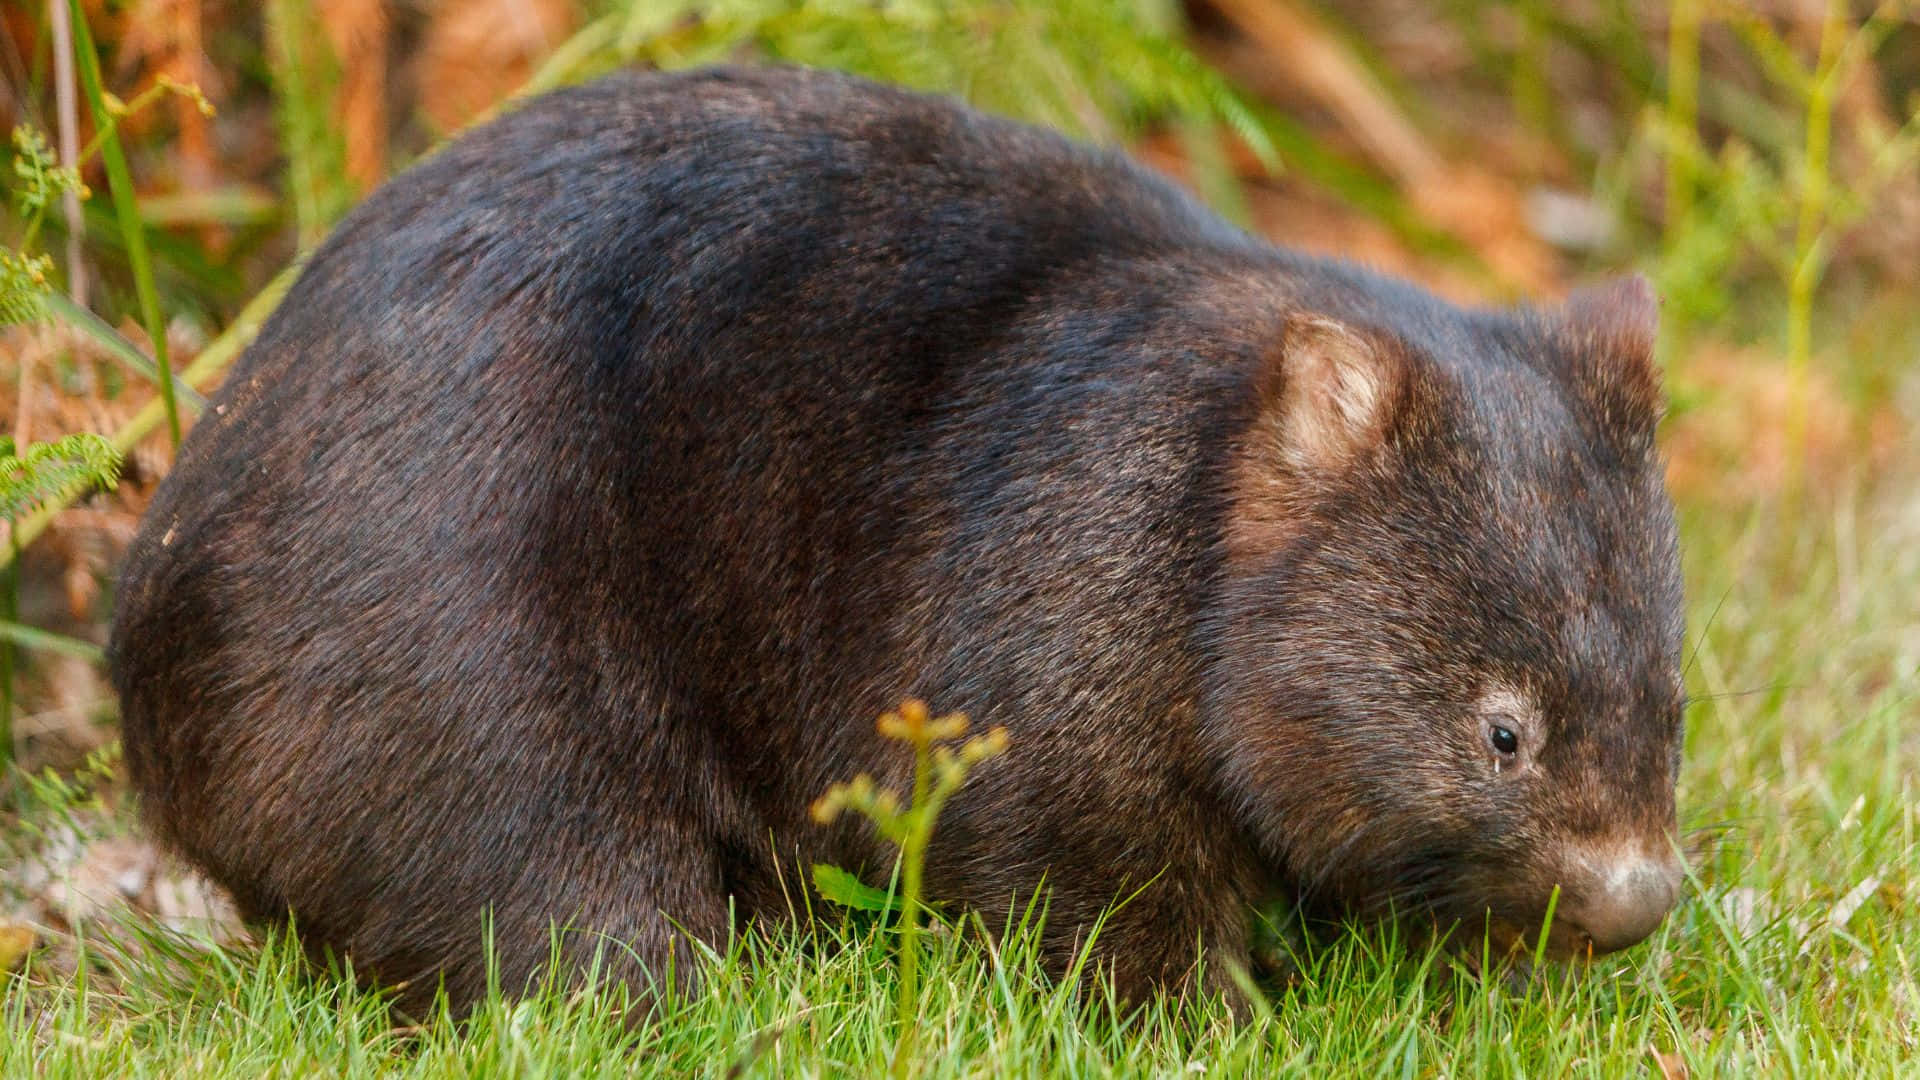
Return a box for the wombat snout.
[1559,846,1685,953]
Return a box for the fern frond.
[0,434,123,522]
[0,250,54,328]
[10,125,87,217]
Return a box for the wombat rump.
[111,65,1686,1013]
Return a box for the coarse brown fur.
[109,66,1686,1016]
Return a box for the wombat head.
[1209,276,1685,958]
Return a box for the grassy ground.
[3,3,1917,1074]
[3,364,1916,1076]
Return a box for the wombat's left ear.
[1559,274,1664,433]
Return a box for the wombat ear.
[1559,275,1664,433]
[1257,314,1403,475]
[1228,315,1405,562]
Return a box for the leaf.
[0,433,123,522]
[1647,1044,1688,1080]
[10,125,86,216]
[43,291,210,411]
[0,620,106,662]
[811,864,901,914]
[0,250,54,327]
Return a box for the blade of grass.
[63,0,181,449]
[42,292,208,412]
[1,534,13,784]
[0,620,105,663]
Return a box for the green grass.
[3,447,1916,1076]
[4,1,1917,1071]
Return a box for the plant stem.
[50,0,89,309]
[1662,0,1702,358]
[892,740,934,1080]
[0,534,16,791]
[65,0,181,448]
[1785,0,1845,499]
[1512,0,1553,145]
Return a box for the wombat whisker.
[1681,584,1734,682]
[1684,684,1801,704]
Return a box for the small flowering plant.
[810,699,1008,1078]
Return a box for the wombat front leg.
[546,845,736,1007]
[1028,880,1257,1014]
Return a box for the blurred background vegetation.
[0,0,1916,987]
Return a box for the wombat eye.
[1487,724,1520,758]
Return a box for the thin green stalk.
[1663,0,1701,237]
[813,703,1006,1077]
[1512,0,1553,143]
[0,534,13,788]
[1662,0,1702,357]
[1784,0,1845,498]
[64,0,181,448]
[0,621,106,663]
[263,0,352,252]
[892,743,932,1080]
[264,0,323,250]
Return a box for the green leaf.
[0,433,122,522]
[0,251,53,328]
[11,125,85,217]
[811,864,901,914]
[42,291,209,412]
[66,0,182,447]
[0,621,105,663]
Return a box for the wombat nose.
[1561,851,1683,953]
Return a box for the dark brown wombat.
[109,65,1686,1015]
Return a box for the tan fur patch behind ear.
[1227,314,1403,564]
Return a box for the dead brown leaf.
[1647,1044,1688,1080]
[416,0,579,133]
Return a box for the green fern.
[0,250,53,328]
[0,434,122,523]
[10,125,86,219]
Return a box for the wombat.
[109,65,1686,1015]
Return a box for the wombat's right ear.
[1253,315,1404,475]
[1229,315,1407,561]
